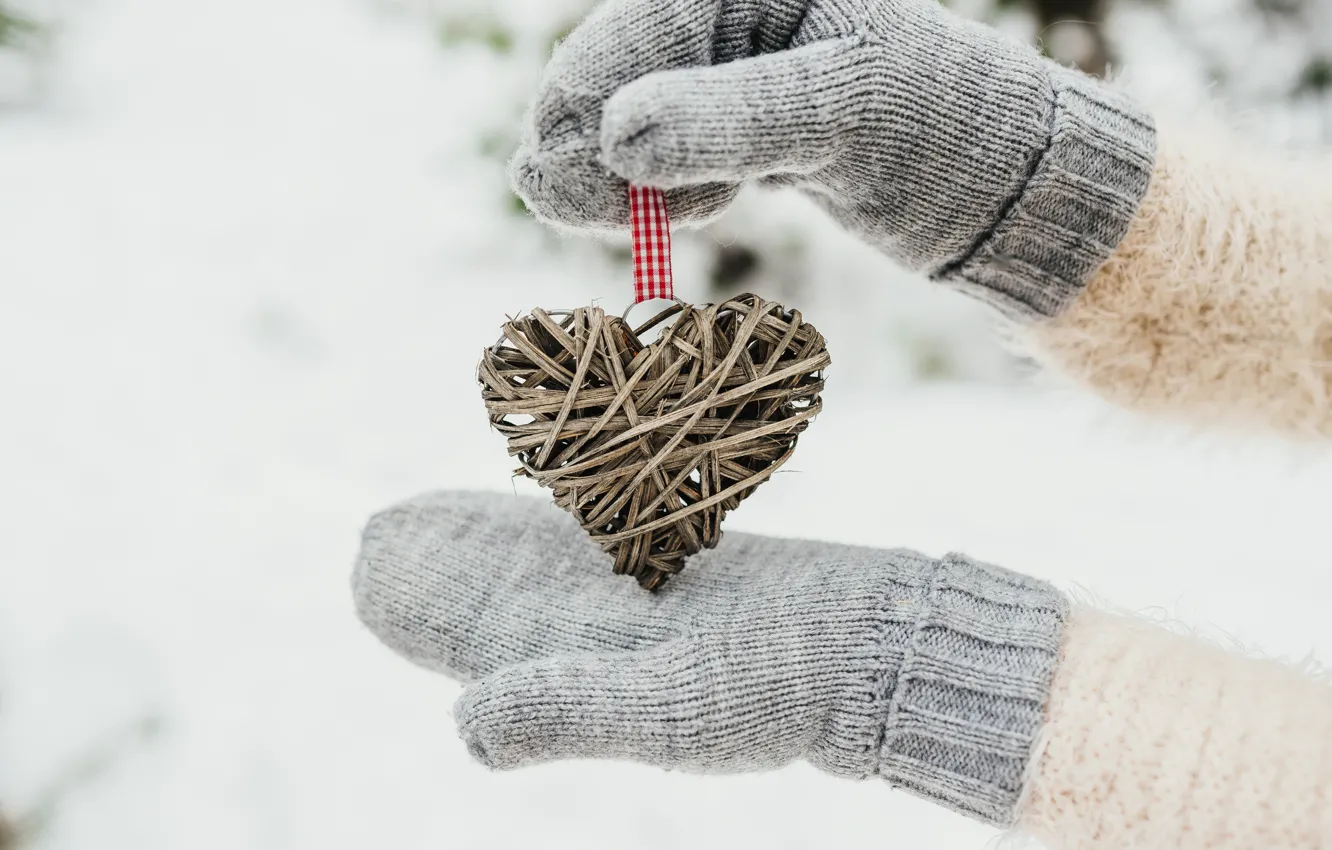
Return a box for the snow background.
[2,0,1331,848]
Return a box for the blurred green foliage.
[1297,57,1332,94]
[547,19,580,53]
[891,326,961,381]
[440,10,597,219]
[0,4,39,48]
[438,13,515,54]
[478,128,511,161]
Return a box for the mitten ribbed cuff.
[878,553,1070,826]
[941,67,1158,320]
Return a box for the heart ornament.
[477,293,829,589]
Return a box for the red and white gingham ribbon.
[628,185,674,303]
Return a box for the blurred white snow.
[1,0,1330,848]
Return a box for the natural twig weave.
[478,293,830,589]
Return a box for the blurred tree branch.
[0,715,162,849]
[0,812,20,850]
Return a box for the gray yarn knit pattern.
[353,491,1070,826]
[510,0,1158,318]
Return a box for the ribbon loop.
[628,185,674,304]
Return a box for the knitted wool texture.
[1022,608,1332,849]
[359,2,1332,845]
[510,0,1157,319]
[352,491,1070,826]
[1028,129,1332,438]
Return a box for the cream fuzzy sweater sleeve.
[1012,129,1332,846]
[1026,129,1332,438]
[1021,609,1332,849]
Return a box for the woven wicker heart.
[477,293,830,590]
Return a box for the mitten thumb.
[600,39,863,188]
[455,638,713,771]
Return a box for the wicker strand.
[477,293,830,590]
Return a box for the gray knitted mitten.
[511,0,1157,318]
[353,491,1070,826]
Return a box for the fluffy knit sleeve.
[1024,128,1332,439]
[1019,608,1332,849]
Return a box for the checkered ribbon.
[628,185,674,303]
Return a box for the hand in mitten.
[353,490,1068,826]
[512,0,1156,318]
